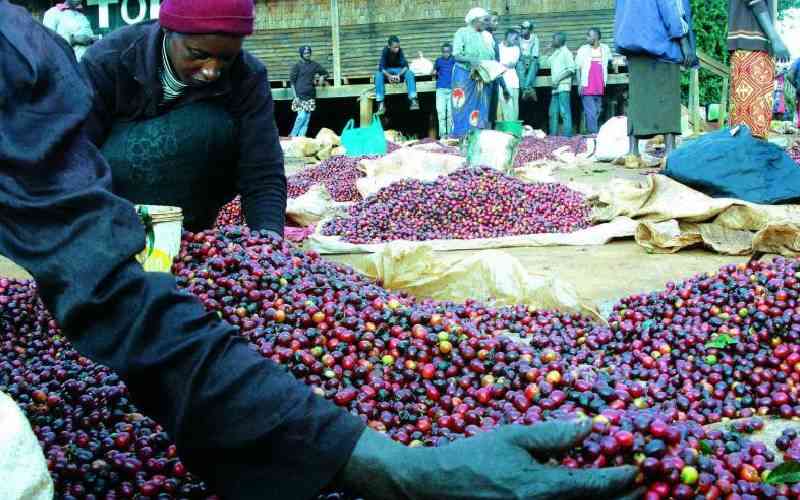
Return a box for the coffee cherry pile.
[214,196,244,227]
[11,225,800,498]
[288,156,372,202]
[321,167,591,243]
[513,136,588,168]
[0,279,214,499]
[776,427,800,462]
[563,411,794,499]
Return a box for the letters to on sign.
[86,0,160,29]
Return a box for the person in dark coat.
[0,5,644,499]
[289,45,329,137]
[80,0,287,235]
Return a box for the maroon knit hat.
[159,0,255,36]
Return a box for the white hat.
[465,7,489,24]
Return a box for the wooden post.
[359,95,373,128]
[330,0,342,87]
[720,75,729,127]
[690,68,701,133]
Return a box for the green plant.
[682,0,728,105]
[779,0,800,16]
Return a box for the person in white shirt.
[498,29,522,122]
[42,0,97,61]
[575,28,612,133]
[518,20,540,102]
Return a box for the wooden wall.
[246,8,616,83]
[255,0,614,29]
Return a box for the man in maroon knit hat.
[1,1,642,499]
[80,0,286,236]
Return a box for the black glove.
[341,420,641,500]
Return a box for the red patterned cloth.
[730,50,775,138]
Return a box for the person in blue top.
[375,35,419,115]
[433,42,456,138]
[614,0,697,165]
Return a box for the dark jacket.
[80,21,287,234]
[290,59,328,100]
[379,46,408,70]
[0,3,364,499]
[614,0,697,65]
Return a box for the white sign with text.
[86,0,160,29]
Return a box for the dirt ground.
[0,158,758,314]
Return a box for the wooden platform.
[270,72,630,101]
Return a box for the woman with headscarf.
[451,7,498,138]
[80,0,287,236]
[290,45,329,137]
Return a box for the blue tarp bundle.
[664,127,800,205]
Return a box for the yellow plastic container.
[135,205,183,273]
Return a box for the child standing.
[433,43,456,138]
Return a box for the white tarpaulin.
[592,174,800,255]
[286,184,351,227]
[356,149,465,198]
[339,241,603,320]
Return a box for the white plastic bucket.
[134,205,183,273]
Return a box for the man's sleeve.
[400,49,409,68]
[656,0,690,39]
[0,7,365,499]
[378,47,387,70]
[289,62,299,87]
[42,8,58,31]
[76,13,95,38]
[79,51,116,147]
[232,62,287,235]
[316,62,329,77]
[574,46,586,72]
[745,0,769,15]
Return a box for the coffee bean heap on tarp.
[288,156,371,203]
[513,136,588,167]
[321,167,591,243]
[8,225,800,498]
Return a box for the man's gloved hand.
[341,420,641,500]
